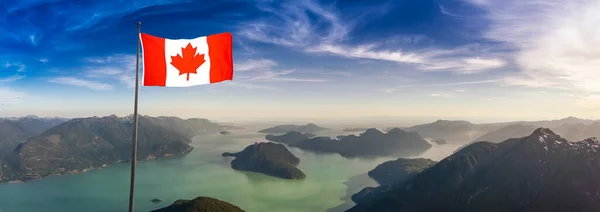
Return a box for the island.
[151,196,245,212]
[267,128,432,158]
[222,142,306,180]
[342,127,369,132]
[220,131,232,135]
[258,123,327,134]
[431,139,447,145]
[265,131,315,145]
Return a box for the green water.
[0,130,397,212]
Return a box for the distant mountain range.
[402,116,598,144]
[349,128,600,212]
[0,116,69,158]
[266,128,432,158]
[258,123,328,134]
[0,115,225,183]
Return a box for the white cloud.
[86,67,125,77]
[239,0,347,47]
[235,59,277,71]
[39,58,48,63]
[4,61,25,72]
[385,79,500,93]
[81,54,137,88]
[245,69,327,83]
[472,1,600,94]
[418,57,507,74]
[232,57,328,87]
[0,75,24,83]
[307,44,426,64]
[223,81,277,90]
[29,35,36,45]
[48,77,114,90]
[0,87,26,105]
[240,0,507,74]
[330,71,352,76]
[430,93,454,98]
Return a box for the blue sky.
[1,0,600,121]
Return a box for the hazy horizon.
[1,113,598,128]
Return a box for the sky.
[1,0,600,122]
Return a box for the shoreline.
[0,146,194,184]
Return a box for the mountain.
[222,142,306,180]
[257,123,328,134]
[457,121,600,152]
[407,120,493,144]
[265,131,316,145]
[404,117,597,145]
[472,123,540,144]
[348,128,600,212]
[553,121,600,142]
[367,158,436,185]
[0,116,68,158]
[351,158,436,204]
[289,128,432,158]
[526,116,596,128]
[0,115,224,183]
[150,196,245,212]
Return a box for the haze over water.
[0,126,457,212]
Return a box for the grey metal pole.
[128,21,141,212]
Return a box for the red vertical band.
[140,33,167,86]
[207,32,234,83]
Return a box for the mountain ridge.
[348,128,600,212]
[0,114,225,183]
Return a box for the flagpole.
[128,21,141,212]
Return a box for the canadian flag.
[139,32,233,87]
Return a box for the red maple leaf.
[170,43,206,81]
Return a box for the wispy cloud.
[4,62,25,72]
[330,71,352,77]
[245,69,328,83]
[385,79,499,93]
[307,44,426,64]
[0,87,26,105]
[430,93,455,98]
[39,58,48,63]
[235,59,277,71]
[0,75,24,83]
[418,57,507,74]
[48,77,114,90]
[471,1,600,95]
[239,0,506,74]
[222,81,278,90]
[239,0,348,48]
[82,54,137,88]
[233,58,328,87]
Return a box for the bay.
[0,129,396,212]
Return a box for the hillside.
[288,128,432,158]
[0,116,68,157]
[349,128,600,212]
[0,115,224,183]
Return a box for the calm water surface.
[0,129,408,212]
